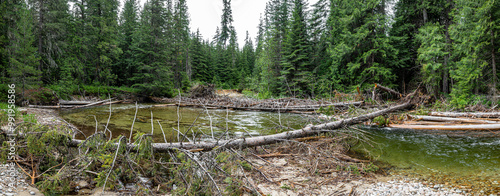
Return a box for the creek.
[353,126,500,194]
[60,104,500,193]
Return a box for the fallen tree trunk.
[375,83,402,98]
[69,102,412,151]
[388,123,500,130]
[429,112,500,118]
[71,99,113,109]
[29,105,75,109]
[59,100,94,105]
[410,115,498,124]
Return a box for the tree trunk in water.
[69,102,412,151]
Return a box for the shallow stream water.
[353,126,500,194]
[59,103,307,142]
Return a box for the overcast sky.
[137,0,319,47]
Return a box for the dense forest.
[0,0,499,108]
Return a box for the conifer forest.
[2,0,500,195]
[0,0,498,107]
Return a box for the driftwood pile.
[29,99,123,109]
[389,112,500,131]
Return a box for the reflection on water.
[59,103,307,142]
[353,126,500,194]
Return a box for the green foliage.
[373,116,389,127]
[37,173,71,196]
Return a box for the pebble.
[30,191,35,195]
[361,179,465,196]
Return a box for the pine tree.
[117,0,139,86]
[191,29,209,83]
[7,1,41,100]
[130,0,173,97]
[329,0,397,91]
[280,0,311,97]
[172,0,190,89]
[449,0,498,106]
[86,0,122,85]
[29,0,70,82]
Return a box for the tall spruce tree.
[7,1,41,101]
[280,0,311,97]
[449,0,499,106]
[117,0,139,86]
[29,0,70,82]
[130,0,173,96]
[329,0,397,91]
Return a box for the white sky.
[137,0,319,47]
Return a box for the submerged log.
[410,115,498,124]
[69,102,412,151]
[389,123,500,130]
[429,112,500,118]
[375,83,402,98]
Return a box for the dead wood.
[153,101,364,113]
[410,115,498,124]
[429,112,500,118]
[59,100,94,105]
[68,102,412,151]
[374,83,402,98]
[70,99,113,109]
[189,84,215,98]
[388,123,500,130]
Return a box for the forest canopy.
[0,0,499,107]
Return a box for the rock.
[30,191,36,195]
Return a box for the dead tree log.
[69,102,412,151]
[429,112,500,118]
[71,99,113,109]
[389,123,500,130]
[59,100,94,105]
[410,115,498,124]
[375,83,402,98]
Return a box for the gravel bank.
[360,179,466,196]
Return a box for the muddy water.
[352,127,500,194]
[59,104,307,142]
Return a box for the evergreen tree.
[449,0,499,106]
[86,0,122,85]
[7,1,41,100]
[280,0,311,97]
[29,0,70,82]
[117,0,139,86]
[329,0,397,91]
[191,29,209,83]
[172,0,190,89]
[130,0,173,96]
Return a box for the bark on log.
[429,112,500,118]
[28,105,74,109]
[71,99,113,109]
[388,123,500,130]
[69,102,412,151]
[410,115,497,124]
[59,100,94,105]
[375,83,402,98]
